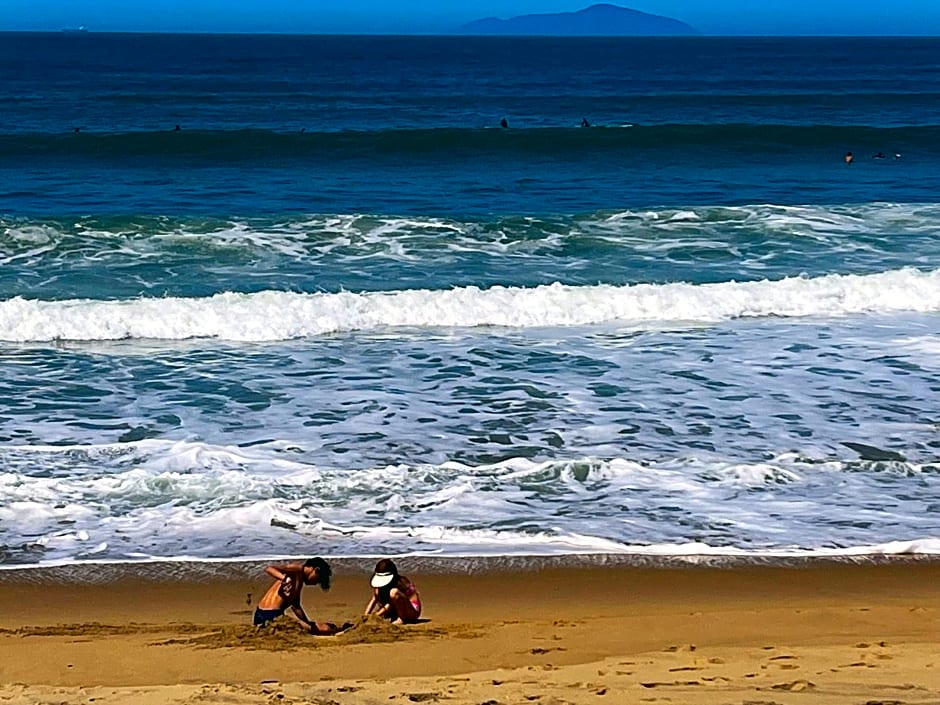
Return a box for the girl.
[364,558,421,624]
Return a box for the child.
[363,558,421,624]
[254,557,344,634]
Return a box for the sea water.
[1,35,939,567]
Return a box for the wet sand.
[0,562,938,704]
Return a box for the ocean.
[1,34,939,570]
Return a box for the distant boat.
[61,26,88,34]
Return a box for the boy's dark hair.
[305,557,332,591]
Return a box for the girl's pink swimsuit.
[405,580,421,613]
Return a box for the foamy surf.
[2,442,938,565]
[1,268,938,342]
[4,203,940,260]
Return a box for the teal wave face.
[3,204,940,300]
[4,127,936,215]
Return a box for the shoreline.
[0,561,938,702]
[2,551,939,584]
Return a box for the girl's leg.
[387,588,420,624]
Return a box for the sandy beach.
[0,560,938,704]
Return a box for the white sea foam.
[1,443,938,563]
[4,203,940,264]
[1,268,938,342]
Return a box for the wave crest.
[1,268,937,342]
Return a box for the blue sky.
[3,1,938,35]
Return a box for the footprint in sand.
[767,655,798,670]
[770,679,815,692]
[640,680,702,688]
[662,644,696,653]
[700,676,731,684]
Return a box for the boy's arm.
[289,604,314,630]
[364,595,377,615]
[265,566,301,604]
[264,564,293,581]
[264,563,300,580]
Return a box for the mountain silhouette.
[459,3,698,36]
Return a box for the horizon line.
[2,29,939,38]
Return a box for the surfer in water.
[500,117,508,128]
[581,117,591,127]
[844,151,854,164]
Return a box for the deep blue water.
[1,35,939,215]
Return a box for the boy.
[254,557,343,634]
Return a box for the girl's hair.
[374,558,400,600]
[374,558,399,576]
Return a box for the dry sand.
[0,562,938,704]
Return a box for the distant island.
[458,3,697,36]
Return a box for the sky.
[2,0,939,35]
